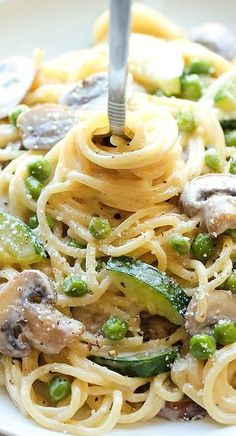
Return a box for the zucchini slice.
[220,119,236,130]
[89,347,178,378]
[106,256,189,325]
[0,211,46,265]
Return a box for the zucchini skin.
[106,256,190,325]
[220,119,236,130]
[89,347,178,378]
[0,211,46,265]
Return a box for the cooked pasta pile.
[1,2,236,434]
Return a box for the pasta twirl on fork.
[1,2,236,434]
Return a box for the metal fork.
[108,0,132,136]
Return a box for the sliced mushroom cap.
[0,56,35,119]
[180,174,236,235]
[190,23,236,60]
[17,104,77,150]
[185,289,236,336]
[60,72,108,111]
[72,305,108,335]
[158,397,207,421]
[23,304,83,355]
[59,72,145,112]
[0,270,84,358]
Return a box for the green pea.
[67,238,87,249]
[189,334,216,360]
[223,272,236,293]
[187,59,213,76]
[205,148,221,172]
[168,234,190,255]
[28,214,54,230]
[25,176,44,200]
[8,104,29,126]
[88,217,111,240]
[48,376,71,402]
[229,157,236,174]
[102,317,128,341]
[181,74,203,101]
[214,320,236,345]
[28,215,39,229]
[225,130,236,147]
[63,274,88,297]
[191,233,216,262]
[176,109,196,132]
[28,157,51,182]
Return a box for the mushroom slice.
[17,104,77,150]
[180,174,236,235]
[0,56,35,120]
[23,304,83,355]
[0,270,84,358]
[185,290,236,336]
[190,23,236,60]
[59,72,145,112]
[59,72,108,111]
[158,397,207,421]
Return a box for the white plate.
[0,0,236,435]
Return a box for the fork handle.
[108,0,132,135]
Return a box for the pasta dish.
[1,2,236,433]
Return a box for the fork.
[108,0,132,137]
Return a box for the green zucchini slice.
[89,347,178,378]
[0,211,46,265]
[220,119,236,130]
[106,256,189,325]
